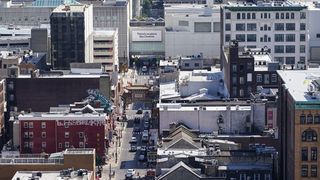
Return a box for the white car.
[125,169,135,178]
[142,66,148,72]
[130,136,137,143]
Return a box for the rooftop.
[31,0,80,7]
[93,28,117,36]
[18,112,106,120]
[53,4,90,13]
[158,103,251,111]
[12,169,93,180]
[225,1,307,11]
[277,69,320,102]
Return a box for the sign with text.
[132,30,162,42]
[57,120,104,127]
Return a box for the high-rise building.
[221,1,308,65]
[50,4,93,69]
[278,69,320,180]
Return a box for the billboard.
[132,30,162,42]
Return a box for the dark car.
[134,117,140,124]
[133,126,140,132]
[136,108,143,114]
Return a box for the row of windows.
[225,34,306,44]
[194,22,221,33]
[225,12,306,20]
[24,141,85,149]
[274,45,295,53]
[274,23,296,31]
[301,165,317,177]
[274,34,306,42]
[256,74,277,84]
[24,131,85,139]
[301,147,317,161]
[23,122,46,129]
[274,57,297,65]
[301,129,317,142]
[226,23,306,32]
[300,114,320,124]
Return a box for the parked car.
[142,66,148,72]
[130,136,137,144]
[140,146,147,152]
[130,145,137,152]
[133,126,140,132]
[125,169,136,179]
[136,108,143,114]
[144,122,149,129]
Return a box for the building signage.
[132,30,162,42]
[57,120,104,127]
[267,108,277,128]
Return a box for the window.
[286,57,295,64]
[252,13,256,19]
[311,147,317,161]
[281,13,284,19]
[300,23,306,30]
[24,122,28,128]
[41,132,46,138]
[24,142,29,148]
[311,165,317,177]
[236,34,245,42]
[300,34,306,42]
[41,122,46,129]
[276,13,279,19]
[264,24,268,31]
[275,34,284,42]
[256,74,262,82]
[247,34,256,42]
[286,13,290,19]
[64,122,69,128]
[239,89,244,97]
[225,34,231,42]
[286,46,295,53]
[247,23,256,31]
[225,12,231,19]
[286,34,295,42]
[275,45,284,53]
[314,114,320,124]
[301,165,308,177]
[264,13,267,19]
[65,142,70,148]
[42,142,46,148]
[247,62,253,69]
[302,129,317,142]
[275,23,284,31]
[29,122,33,128]
[242,13,245,19]
[79,132,84,138]
[300,12,306,19]
[271,74,277,83]
[236,23,245,31]
[300,45,306,53]
[232,75,237,85]
[194,22,211,32]
[195,63,199,67]
[247,13,251,19]
[237,13,240,19]
[79,142,84,148]
[301,114,306,124]
[59,143,62,148]
[24,132,28,138]
[29,142,33,148]
[29,132,34,138]
[225,23,231,31]
[213,22,221,32]
[317,34,320,38]
[301,147,308,161]
[291,13,295,19]
[232,87,237,96]
[184,63,189,67]
[239,77,244,85]
[264,74,270,84]
[247,73,252,82]
[65,132,69,138]
[178,20,189,26]
[286,23,295,31]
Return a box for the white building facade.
[307,2,320,64]
[159,103,266,134]
[222,1,308,65]
[165,4,221,60]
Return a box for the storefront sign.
[57,120,104,127]
[132,30,162,42]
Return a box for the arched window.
[291,13,295,19]
[276,13,279,19]
[307,114,313,124]
[302,129,318,142]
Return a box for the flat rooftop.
[225,1,307,10]
[53,4,90,13]
[18,112,106,120]
[12,170,93,180]
[158,103,251,111]
[277,69,320,102]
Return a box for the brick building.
[16,110,106,156]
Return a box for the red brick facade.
[20,118,106,156]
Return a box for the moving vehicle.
[130,145,137,152]
[142,132,148,142]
